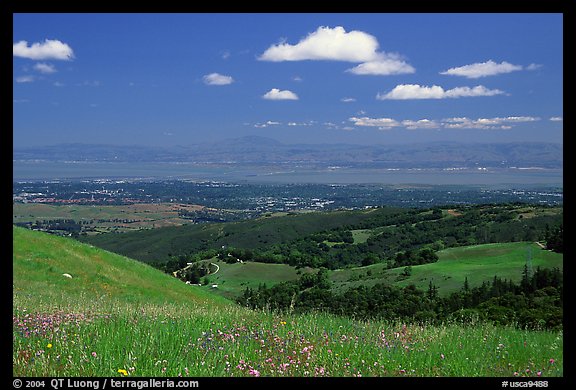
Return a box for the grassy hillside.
[194,242,563,299]
[13,225,228,309]
[330,242,563,296]
[13,226,563,378]
[200,260,315,300]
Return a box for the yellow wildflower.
[118,369,128,376]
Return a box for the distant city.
[13,179,563,214]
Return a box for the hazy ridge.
[13,137,563,169]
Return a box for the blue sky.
[13,13,563,147]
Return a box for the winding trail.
[173,261,219,278]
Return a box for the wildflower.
[47,344,53,349]
[537,371,542,377]
[117,369,128,376]
[91,352,97,358]
[441,354,445,359]
[549,359,555,365]
[249,368,260,377]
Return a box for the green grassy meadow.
[13,226,563,377]
[201,260,315,300]
[201,241,563,298]
[405,242,563,293]
[330,242,562,295]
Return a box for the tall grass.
[13,298,563,377]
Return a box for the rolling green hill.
[191,242,563,300]
[330,241,563,296]
[12,225,563,377]
[80,204,562,271]
[198,260,315,300]
[13,225,229,309]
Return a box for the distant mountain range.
[13,136,563,169]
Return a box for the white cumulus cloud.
[346,57,415,76]
[348,115,539,130]
[378,84,444,100]
[443,85,505,98]
[259,26,415,76]
[13,39,74,60]
[549,116,563,121]
[440,60,523,78]
[349,117,401,129]
[377,84,505,100]
[442,116,539,129]
[203,73,234,85]
[259,26,380,62]
[526,63,543,71]
[401,119,439,129]
[254,120,282,128]
[262,88,299,100]
[15,75,35,83]
[33,62,57,74]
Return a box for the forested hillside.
[81,204,562,272]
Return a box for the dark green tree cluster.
[545,224,563,253]
[155,249,219,274]
[237,266,562,330]
[15,219,83,236]
[392,248,438,267]
[177,263,211,284]
[441,267,562,329]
